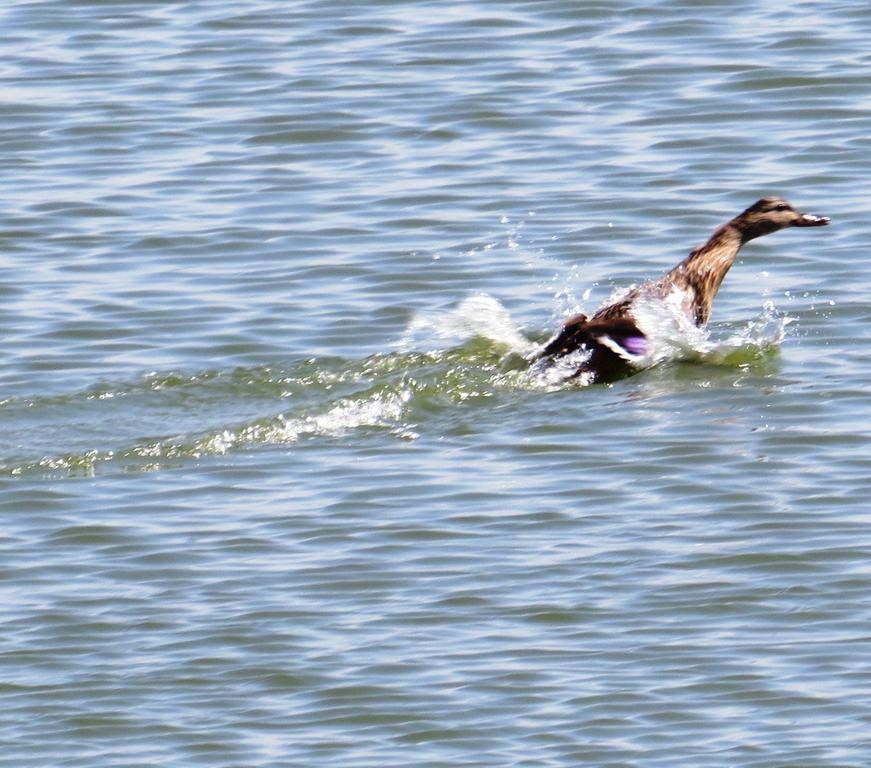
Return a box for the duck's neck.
[671,223,744,325]
[684,222,744,273]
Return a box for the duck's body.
[534,198,829,383]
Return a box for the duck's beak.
[794,212,830,227]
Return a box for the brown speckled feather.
[534,198,829,383]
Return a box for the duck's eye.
[774,203,790,212]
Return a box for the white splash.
[529,284,793,388]
[527,347,596,389]
[631,289,792,369]
[190,389,414,457]
[398,293,537,356]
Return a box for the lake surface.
[2,1,870,765]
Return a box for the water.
[2,1,870,765]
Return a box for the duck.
[533,197,830,383]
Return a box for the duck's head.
[735,197,830,242]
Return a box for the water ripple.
[2,1,871,766]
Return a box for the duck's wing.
[537,312,648,363]
[536,313,589,358]
[585,317,648,361]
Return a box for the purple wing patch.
[620,335,648,357]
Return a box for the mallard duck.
[534,197,830,383]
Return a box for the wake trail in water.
[2,292,792,477]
